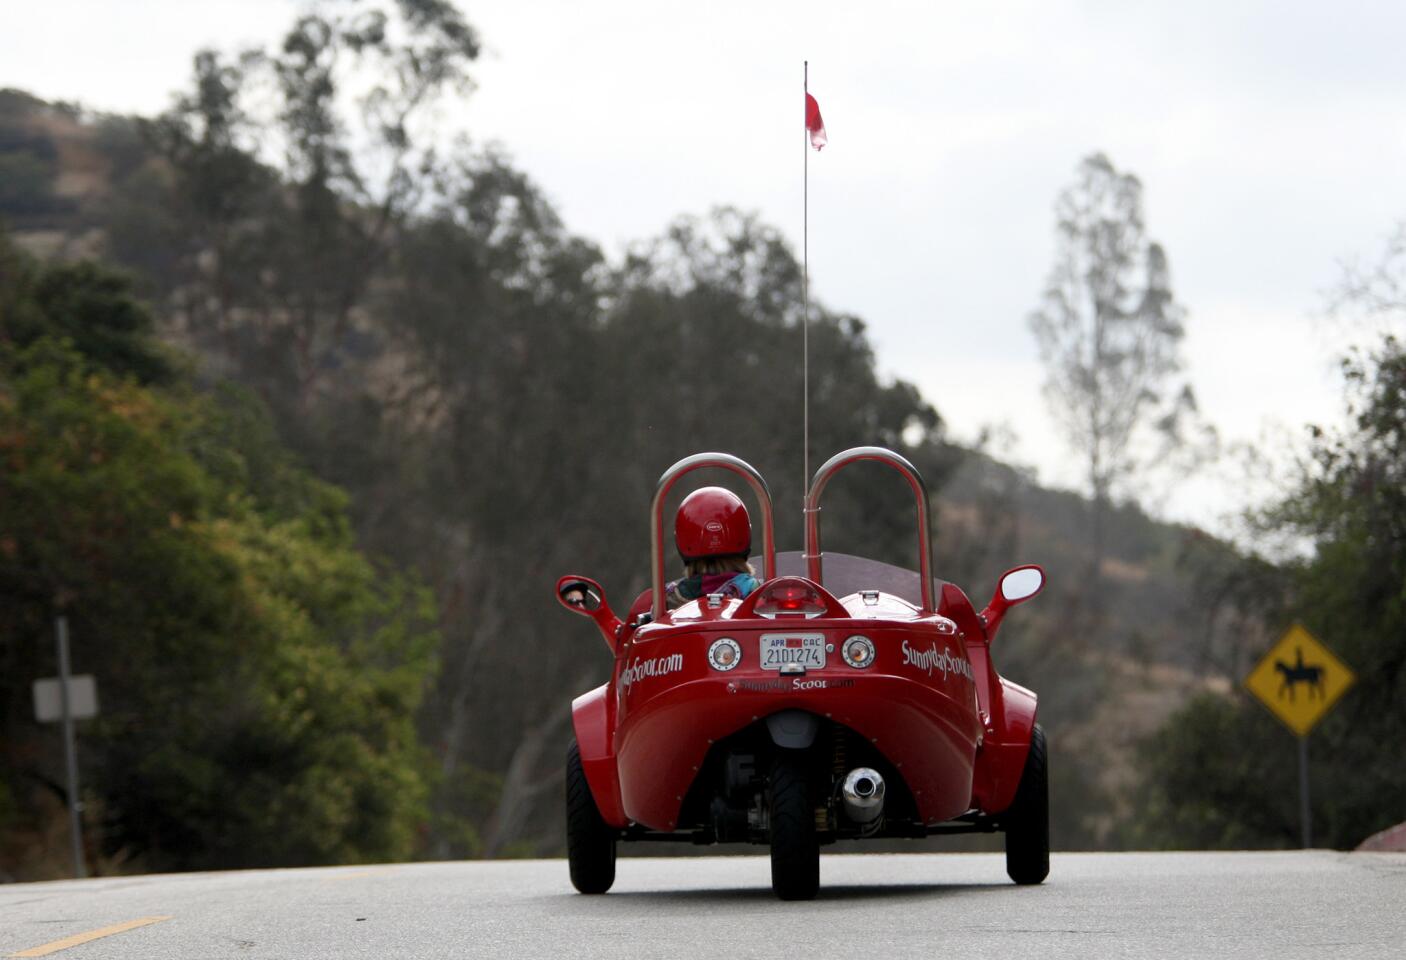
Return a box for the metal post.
[649,453,776,622]
[1298,735,1312,849]
[802,60,810,507]
[55,615,87,878]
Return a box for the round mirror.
[1000,567,1044,602]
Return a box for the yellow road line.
[9,916,172,957]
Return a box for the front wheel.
[768,751,819,900]
[1003,723,1050,885]
[566,740,616,894]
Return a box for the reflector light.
[842,635,875,669]
[708,637,742,671]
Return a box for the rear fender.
[765,709,822,749]
[571,684,628,828]
[973,678,1038,815]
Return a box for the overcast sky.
[6,0,1406,536]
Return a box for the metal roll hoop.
[651,453,777,621]
[804,446,936,614]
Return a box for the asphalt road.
[3,852,1403,959]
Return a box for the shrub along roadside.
[0,235,438,877]
[1130,337,1406,850]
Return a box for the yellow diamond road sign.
[1245,624,1355,737]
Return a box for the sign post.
[1244,623,1355,849]
[32,616,98,879]
[1297,738,1311,848]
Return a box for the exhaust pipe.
[841,768,885,824]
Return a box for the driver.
[562,487,760,614]
[664,487,760,608]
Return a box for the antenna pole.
[803,60,810,503]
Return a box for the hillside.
[0,86,1265,862]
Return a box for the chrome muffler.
[840,767,885,824]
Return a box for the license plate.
[760,633,826,670]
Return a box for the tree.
[1028,153,1205,573]
[0,238,175,386]
[0,90,70,224]
[128,0,479,413]
[1331,220,1406,345]
[0,235,438,877]
[1131,334,1406,850]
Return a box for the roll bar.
[651,453,776,621]
[804,446,936,614]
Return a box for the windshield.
[753,550,938,608]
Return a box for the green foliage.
[0,153,57,216]
[0,247,176,385]
[1133,337,1406,849]
[0,236,438,875]
[120,0,480,410]
[0,90,73,225]
[1128,694,1297,848]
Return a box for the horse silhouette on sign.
[1275,647,1325,702]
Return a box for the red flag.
[805,93,827,151]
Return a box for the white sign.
[33,676,99,723]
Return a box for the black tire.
[566,740,616,894]
[1004,723,1050,885]
[768,751,819,901]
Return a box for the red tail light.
[753,578,828,619]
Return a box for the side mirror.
[999,566,1044,603]
[979,564,1045,641]
[555,574,623,654]
[557,576,606,614]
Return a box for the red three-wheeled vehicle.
[556,447,1047,900]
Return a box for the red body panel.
[571,685,629,828]
[609,596,984,830]
[968,673,1038,815]
[937,581,1040,814]
[983,677,1038,814]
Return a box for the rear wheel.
[768,751,819,900]
[566,740,616,894]
[1004,723,1049,885]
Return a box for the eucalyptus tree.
[138,0,479,413]
[1028,153,1205,573]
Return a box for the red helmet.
[675,487,751,560]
